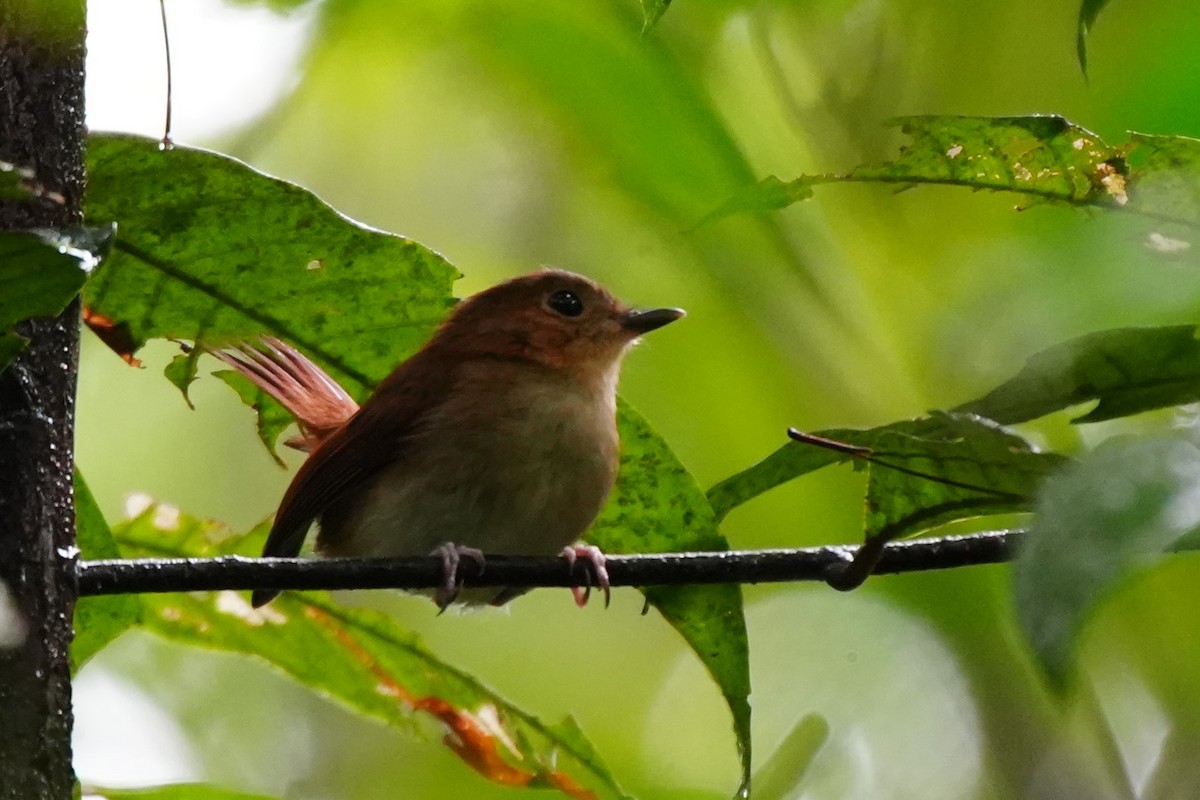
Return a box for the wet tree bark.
[0,3,87,798]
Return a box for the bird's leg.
[561,544,610,608]
[432,542,486,611]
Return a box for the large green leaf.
[0,225,114,373]
[1015,431,1200,682]
[594,400,751,798]
[83,134,459,398]
[72,470,140,672]
[708,413,1065,544]
[956,326,1200,426]
[82,785,276,800]
[702,116,1200,230]
[115,506,634,800]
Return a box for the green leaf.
[708,437,845,524]
[595,400,751,798]
[639,0,671,32]
[957,326,1200,426]
[1015,431,1200,682]
[701,116,1200,230]
[72,471,141,672]
[82,784,277,800]
[858,413,1065,543]
[692,176,816,229]
[708,413,1065,544]
[83,133,459,400]
[0,225,114,373]
[1077,0,1112,76]
[702,116,1124,223]
[163,350,201,408]
[114,506,635,800]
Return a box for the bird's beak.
[621,307,686,334]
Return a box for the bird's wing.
[262,347,452,559]
[252,348,453,606]
[263,410,388,559]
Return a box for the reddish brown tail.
[210,337,359,452]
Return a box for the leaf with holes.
[83,134,458,400]
[114,504,635,800]
[700,116,1200,231]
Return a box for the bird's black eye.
[546,289,584,317]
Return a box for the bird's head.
[431,269,684,383]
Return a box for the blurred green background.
[76,0,1200,798]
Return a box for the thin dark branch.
[159,0,173,147]
[787,427,1029,502]
[77,529,1020,597]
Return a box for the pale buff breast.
[317,359,620,560]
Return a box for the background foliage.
[65,0,1200,798]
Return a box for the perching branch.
[78,528,1020,597]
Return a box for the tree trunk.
[0,3,87,799]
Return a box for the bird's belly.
[317,393,617,560]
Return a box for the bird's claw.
[433,542,485,612]
[562,544,610,608]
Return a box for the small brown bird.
[215,270,684,609]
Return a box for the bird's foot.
[561,544,610,608]
[432,542,486,611]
